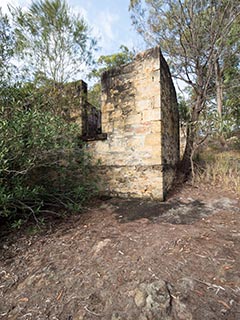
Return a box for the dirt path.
[0,185,239,320]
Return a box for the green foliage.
[0,83,97,225]
[0,1,98,229]
[178,95,191,126]
[90,45,135,79]
[16,80,87,119]
[10,0,97,83]
[130,0,239,94]
[0,9,15,83]
[88,82,101,109]
[130,0,240,170]
[223,53,240,128]
[88,45,135,108]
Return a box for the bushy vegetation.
[193,139,240,195]
[0,0,239,229]
[130,0,239,172]
[0,84,97,227]
[0,2,97,229]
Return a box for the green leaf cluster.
[88,45,135,108]
[0,0,99,229]
[0,83,97,226]
[10,0,97,83]
[130,0,240,170]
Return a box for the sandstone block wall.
[87,47,179,200]
[66,80,102,138]
[160,54,180,195]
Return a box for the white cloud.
[98,10,119,41]
[1,0,136,65]
[71,3,101,41]
[71,6,121,55]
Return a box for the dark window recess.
[81,101,107,141]
[82,103,102,137]
[77,80,107,141]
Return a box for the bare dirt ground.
[0,184,239,320]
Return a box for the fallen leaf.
[56,290,63,301]
[194,290,204,296]
[217,300,230,310]
[18,297,29,302]
[224,265,233,270]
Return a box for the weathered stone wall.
[160,55,180,196]
[87,47,179,200]
[65,80,101,138]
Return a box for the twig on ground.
[194,278,226,294]
[84,306,102,317]
[217,300,231,310]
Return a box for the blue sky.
[1,0,185,91]
[1,0,144,56]
[70,0,144,55]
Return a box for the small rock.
[135,280,173,319]
[100,203,109,209]
[172,297,192,320]
[92,239,111,256]
[177,277,195,299]
[134,288,146,307]
[111,312,122,320]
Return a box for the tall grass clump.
[194,145,240,195]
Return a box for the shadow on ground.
[0,186,239,320]
[110,198,211,224]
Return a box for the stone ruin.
[77,47,180,200]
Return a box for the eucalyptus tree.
[10,0,97,83]
[0,3,96,227]
[129,0,240,171]
[220,21,240,128]
[0,8,15,83]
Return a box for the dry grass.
[194,147,240,196]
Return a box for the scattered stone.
[177,277,195,299]
[134,288,146,308]
[133,280,194,320]
[1,186,239,320]
[210,198,239,211]
[92,239,111,256]
[135,280,173,319]
[172,297,193,320]
[111,311,125,320]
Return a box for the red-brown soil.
[0,184,239,319]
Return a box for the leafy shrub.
[0,84,97,226]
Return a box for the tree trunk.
[214,59,228,147]
[215,59,223,117]
[180,97,203,177]
[181,124,195,176]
